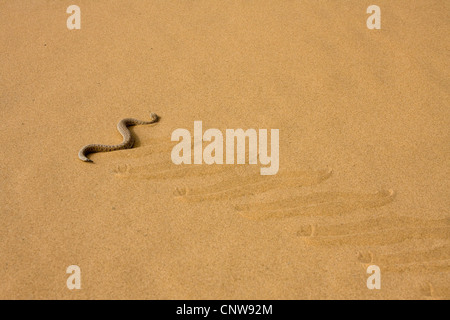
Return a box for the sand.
[0,0,448,299]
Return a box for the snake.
[78,113,159,162]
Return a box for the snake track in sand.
[78,113,159,162]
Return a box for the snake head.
[80,156,93,163]
[150,113,159,122]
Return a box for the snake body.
[78,113,159,162]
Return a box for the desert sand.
[0,0,448,299]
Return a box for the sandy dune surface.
[0,0,448,299]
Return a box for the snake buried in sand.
[78,113,159,162]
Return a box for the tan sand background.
[0,0,448,299]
